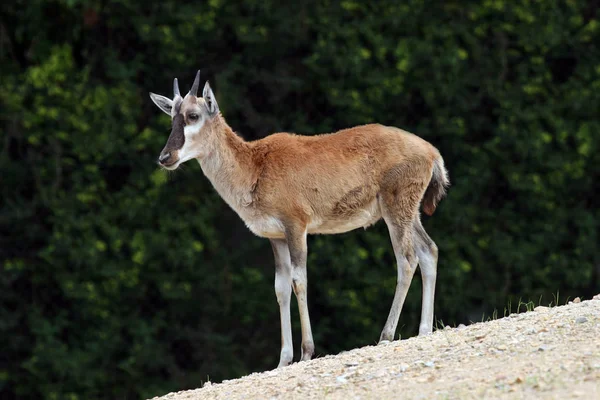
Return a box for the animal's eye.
[188,113,199,121]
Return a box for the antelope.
[149,70,450,368]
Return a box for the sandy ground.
[150,296,600,400]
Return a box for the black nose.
[158,152,171,164]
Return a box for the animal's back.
[252,123,437,168]
[251,125,389,197]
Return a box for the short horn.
[173,78,181,98]
[189,70,201,96]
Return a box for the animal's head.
[149,70,220,170]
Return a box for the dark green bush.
[1,1,598,399]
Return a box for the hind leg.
[379,216,419,343]
[377,162,431,343]
[377,184,424,343]
[413,217,438,335]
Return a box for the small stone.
[534,306,549,313]
[457,324,466,329]
[593,294,600,300]
[203,381,212,388]
[573,297,581,303]
[496,344,508,351]
[534,381,546,390]
[399,363,409,372]
[416,375,435,383]
[345,362,359,367]
[367,370,387,380]
[514,376,524,384]
[525,328,537,335]
[424,361,435,368]
[538,345,549,352]
[336,376,348,384]
[576,317,588,324]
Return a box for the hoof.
[277,348,293,368]
[418,327,433,336]
[300,342,314,361]
[379,330,394,343]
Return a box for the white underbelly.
[245,215,286,239]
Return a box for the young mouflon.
[149,69,449,368]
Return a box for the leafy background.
[1,1,599,399]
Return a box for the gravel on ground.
[150,295,600,400]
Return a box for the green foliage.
[1,0,598,399]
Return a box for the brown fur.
[203,118,449,235]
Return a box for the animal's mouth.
[157,156,180,170]
[157,150,180,169]
[160,160,179,170]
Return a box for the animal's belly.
[309,201,382,235]
[243,200,381,238]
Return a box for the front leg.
[285,225,315,361]
[270,239,294,367]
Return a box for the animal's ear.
[202,81,219,116]
[149,92,173,116]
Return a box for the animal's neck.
[198,116,255,211]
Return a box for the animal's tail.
[422,155,450,216]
